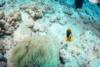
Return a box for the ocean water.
[0,0,100,67]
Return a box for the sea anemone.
[11,34,58,67]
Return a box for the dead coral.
[0,11,22,37]
[27,8,43,21]
[0,40,7,67]
[0,10,5,19]
[5,11,21,23]
[32,11,43,21]
[20,4,43,21]
[6,11,21,28]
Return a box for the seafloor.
[0,0,100,67]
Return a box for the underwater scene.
[0,0,100,67]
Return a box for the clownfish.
[66,28,73,42]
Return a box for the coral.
[5,11,21,24]
[32,11,43,21]
[0,0,5,7]
[0,40,6,55]
[0,20,7,37]
[11,35,58,67]
[59,48,67,66]
[0,10,5,19]
[0,0,100,67]
[22,4,43,21]
[0,11,22,37]
[0,40,7,67]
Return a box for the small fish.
[66,28,73,42]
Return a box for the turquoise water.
[0,0,100,67]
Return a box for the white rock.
[89,0,100,3]
[14,25,32,42]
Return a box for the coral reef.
[0,40,7,67]
[0,0,100,67]
[0,11,22,37]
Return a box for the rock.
[0,20,6,37]
[89,0,100,4]
[65,0,75,7]
[56,0,84,8]
[0,41,7,65]
[49,15,59,23]
[6,11,21,31]
[5,16,11,23]
[20,5,29,10]
[93,45,100,58]
[6,27,15,34]
[0,11,21,37]
[59,48,66,65]
[43,5,54,14]
[0,55,7,67]
[0,11,4,19]
[89,59,100,67]
[10,11,21,22]
[0,20,6,24]
[32,22,47,34]
[55,0,75,7]
[0,0,5,7]
[5,11,21,24]
[0,53,7,67]
[33,11,43,21]
[13,25,32,42]
[22,5,43,21]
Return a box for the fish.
[66,28,73,42]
